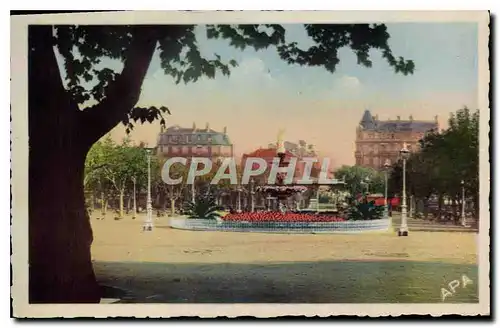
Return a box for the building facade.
[354,110,439,170]
[156,122,233,160]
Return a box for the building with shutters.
[156,122,233,160]
[354,109,439,170]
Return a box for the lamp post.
[409,195,414,218]
[266,195,274,211]
[191,179,196,204]
[461,180,466,227]
[132,176,137,219]
[250,179,255,212]
[398,143,410,236]
[383,159,391,219]
[316,186,320,212]
[364,176,370,194]
[143,149,153,231]
[237,185,242,213]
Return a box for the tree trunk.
[28,25,159,303]
[104,199,108,216]
[100,191,105,218]
[126,195,131,214]
[423,197,429,220]
[118,189,125,218]
[171,198,176,215]
[29,26,102,303]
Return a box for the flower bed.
[223,211,345,222]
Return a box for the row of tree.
[84,136,149,218]
[84,137,248,217]
[388,107,479,219]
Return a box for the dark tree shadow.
[95,259,478,303]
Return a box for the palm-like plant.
[348,197,384,221]
[184,195,223,220]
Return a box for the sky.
[59,23,479,168]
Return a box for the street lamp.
[191,179,196,204]
[237,185,242,213]
[316,186,320,212]
[250,178,255,212]
[364,176,370,194]
[383,159,391,219]
[143,149,153,231]
[461,180,466,227]
[399,143,410,236]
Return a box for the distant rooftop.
[158,123,231,146]
[359,109,438,133]
[243,148,295,158]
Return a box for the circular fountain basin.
[169,216,392,234]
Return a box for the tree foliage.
[334,165,385,196]
[84,135,149,217]
[388,107,479,216]
[53,24,414,136]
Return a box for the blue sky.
[59,23,478,166]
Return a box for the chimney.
[192,122,196,130]
[206,122,209,130]
[397,116,401,121]
[223,126,227,134]
[434,115,438,123]
[409,115,413,122]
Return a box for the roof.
[360,109,374,123]
[371,120,437,133]
[359,110,438,133]
[242,148,295,159]
[165,125,220,134]
[158,125,232,146]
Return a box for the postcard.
[10,10,490,318]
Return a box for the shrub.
[348,197,384,221]
[183,195,223,220]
